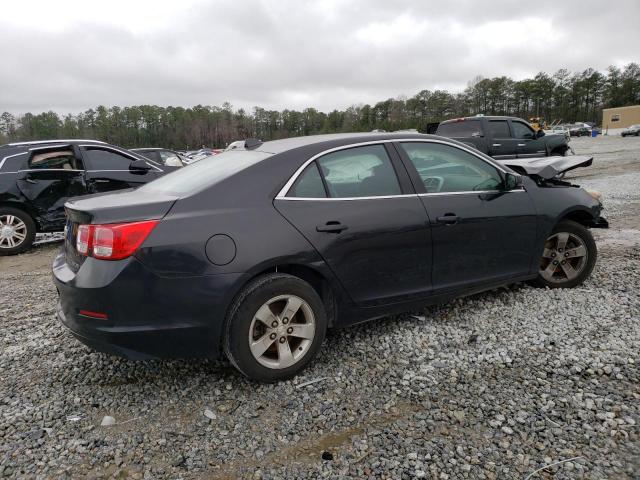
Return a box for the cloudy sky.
[1,0,638,114]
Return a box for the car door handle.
[93,179,110,183]
[24,178,39,184]
[436,214,459,225]
[517,143,526,147]
[316,222,348,233]
[492,143,501,147]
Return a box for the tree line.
[1,63,638,149]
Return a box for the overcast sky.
[1,0,638,114]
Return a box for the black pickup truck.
[436,116,571,159]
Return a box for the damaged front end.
[498,155,593,180]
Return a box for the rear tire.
[531,220,597,289]
[223,273,327,382]
[0,207,36,256]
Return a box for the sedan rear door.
[80,145,163,193]
[274,143,432,307]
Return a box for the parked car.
[436,116,571,158]
[545,125,571,140]
[621,125,640,137]
[130,148,187,167]
[53,133,607,382]
[0,139,179,255]
[569,126,591,137]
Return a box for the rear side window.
[29,150,82,170]
[316,145,401,198]
[288,162,326,198]
[84,148,134,170]
[436,120,482,137]
[487,120,511,138]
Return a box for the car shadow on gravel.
[59,281,531,391]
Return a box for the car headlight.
[585,189,602,202]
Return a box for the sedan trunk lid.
[63,190,178,272]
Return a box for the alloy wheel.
[539,232,588,283]
[0,214,28,249]
[248,294,316,369]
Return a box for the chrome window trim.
[276,194,418,202]
[19,168,84,173]
[0,151,28,170]
[418,188,526,197]
[276,138,511,199]
[79,144,163,172]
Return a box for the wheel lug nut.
[283,317,289,324]
[271,321,278,328]
[287,327,293,334]
[553,260,559,265]
[565,252,569,257]
[561,260,566,265]
[269,333,277,340]
[279,337,286,343]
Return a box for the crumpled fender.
[498,156,593,179]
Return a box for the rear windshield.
[436,120,482,137]
[139,149,271,196]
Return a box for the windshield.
[139,149,272,196]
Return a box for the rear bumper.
[53,252,243,360]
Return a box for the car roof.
[249,132,435,155]
[2,139,107,148]
[439,116,525,124]
[131,148,168,151]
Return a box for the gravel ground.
[1,136,639,479]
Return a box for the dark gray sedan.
[53,133,607,381]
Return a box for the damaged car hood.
[497,156,592,179]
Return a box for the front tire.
[532,220,597,288]
[0,207,36,256]
[223,273,327,382]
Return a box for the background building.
[602,105,640,133]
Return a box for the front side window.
[487,120,511,138]
[288,162,326,198]
[316,145,401,198]
[511,121,535,139]
[400,142,503,193]
[84,148,134,170]
[29,150,82,170]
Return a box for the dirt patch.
[0,243,59,275]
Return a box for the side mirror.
[129,159,151,173]
[504,172,523,190]
[536,129,545,138]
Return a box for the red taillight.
[76,220,159,260]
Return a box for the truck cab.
[436,116,570,159]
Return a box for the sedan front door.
[274,143,432,307]
[396,141,538,292]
